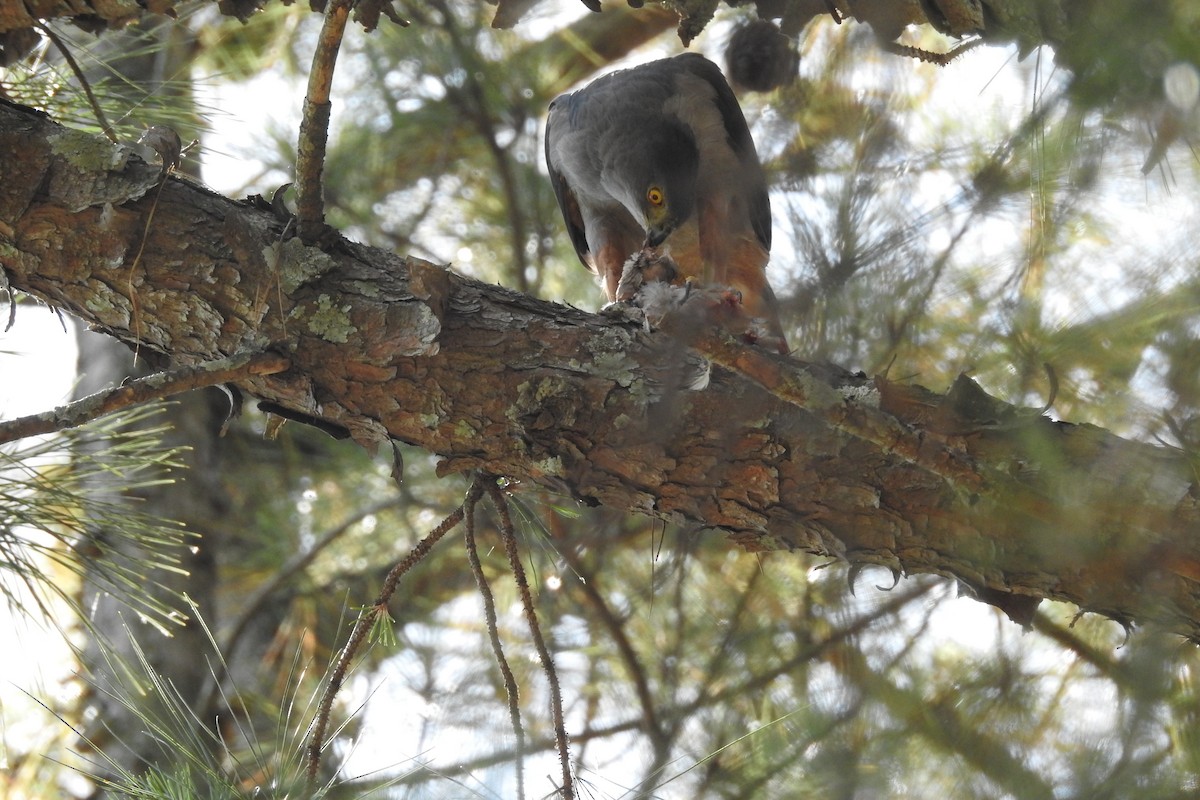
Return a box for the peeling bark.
[2,100,1199,638]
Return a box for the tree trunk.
[73,330,229,789]
[2,99,1198,642]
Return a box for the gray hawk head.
[599,121,699,246]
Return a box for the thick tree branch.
[2,100,1199,640]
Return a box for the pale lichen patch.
[276,238,339,294]
[297,294,354,343]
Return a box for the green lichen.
[301,294,354,343]
[531,456,564,477]
[349,280,382,298]
[48,128,130,172]
[589,350,638,388]
[506,385,529,424]
[84,293,116,314]
[839,383,881,408]
[509,377,580,428]
[276,238,339,294]
[511,377,561,412]
[534,377,569,403]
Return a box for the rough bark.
[2,99,1199,640]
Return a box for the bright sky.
[0,311,80,777]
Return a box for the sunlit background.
[3,1,1200,797]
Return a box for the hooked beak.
[645,223,673,248]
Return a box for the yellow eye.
[646,186,665,206]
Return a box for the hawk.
[545,52,786,350]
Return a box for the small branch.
[488,483,573,799]
[296,0,353,241]
[884,37,984,66]
[305,478,485,788]
[432,0,532,293]
[0,352,289,446]
[465,481,526,799]
[34,21,118,144]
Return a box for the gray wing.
[672,53,771,252]
[545,94,593,267]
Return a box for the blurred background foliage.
[2,0,1200,797]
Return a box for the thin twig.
[295,0,352,241]
[304,478,485,788]
[34,20,118,143]
[488,483,573,799]
[884,37,984,66]
[465,480,526,799]
[0,351,289,445]
[431,0,532,293]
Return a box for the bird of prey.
[544,52,786,350]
